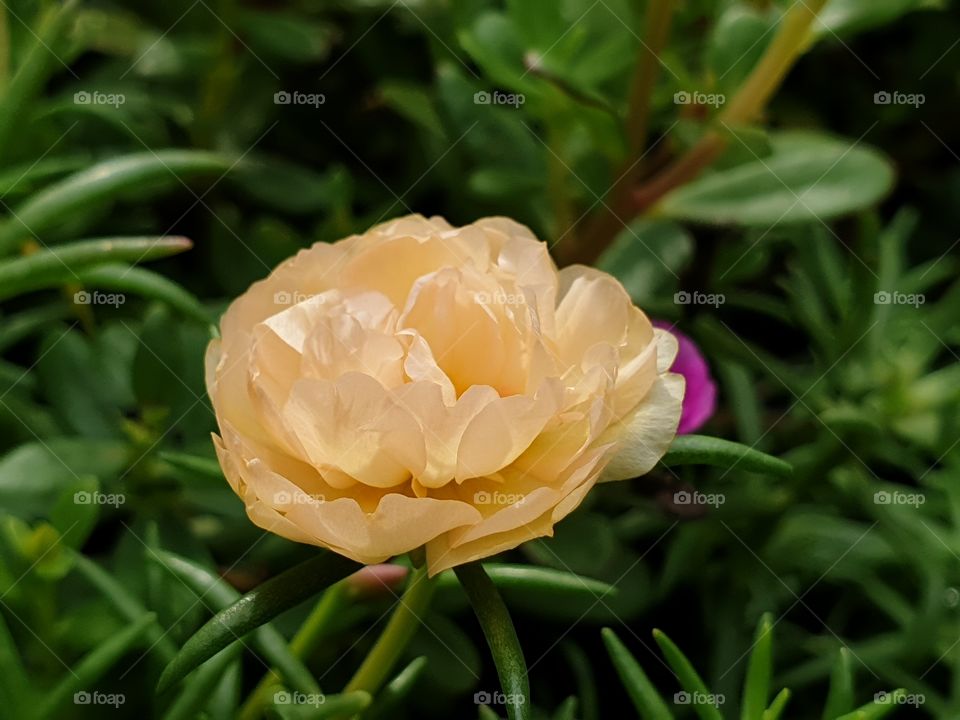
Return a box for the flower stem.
[343,564,437,696]
[455,562,530,720]
[580,0,829,265]
[632,0,829,214]
[561,0,676,267]
[626,0,677,156]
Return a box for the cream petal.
[301,314,406,388]
[281,493,481,563]
[395,382,499,488]
[598,372,685,482]
[400,330,457,404]
[218,421,482,563]
[555,265,632,362]
[220,242,344,339]
[654,326,679,372]
[426,510,557,576]
[284,374,425,488]
[341,232,487,308]
[398,268,509,396]
[456,379,563,481]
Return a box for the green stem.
[0,4,10,90]
[626,0,677,155]
[581,0,829,265]
[237,583,347,720]
[562,0,676,267]
[455,562,530,720]
[343,565,436,697]
[634,0,829,214]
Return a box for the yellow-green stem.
[626,0,677,155]
[636,0,830,214]
[343,565,436,697]
[582,0,829,264]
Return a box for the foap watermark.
[74,290,125,307]
[473,90,525,108]
[274,90,325,108]
[874,290,924,308]
[74,90,125,108]
[273,290,323,306]
[474,490,526,506]
[474,690,526,707]
[74,691,125,708]
[674,90,725,107]
[873,90,924,108]
[874,490,925,508]
[674,290,725,307]
[944,587,959,608]
[674,691,725,708]
[273,491,326,505]
[673,490,725,508]
[472,290,526,306]
[274,691,326,707]
[74,490,125,508]
[874,691,925,708]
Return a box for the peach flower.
[206,215,684,575]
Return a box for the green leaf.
[270,691,372,719]
[49,477,101,550]
[128,304,213,445]
[230,158,337,215]
[762,688,791,720]
[0,610,32,715]
[658,132,894,226]
[437,563,616,614]
[158,451,224,480]
[661,435,793,478]
[0,0,79,161]
[0,305,70,353]
[455,563,530,720]
[75,264,211,325]
[36,329,120,438]
[834,689,907,720]
[601,628,673,720]
[562,643,599,720]
[72,551,178,662]
[741,613,774,720]
[596,219,693,305]
[0,150,234,254]
[0,155,92,200]
[0,236,191,301]
[406,612,481,696]
[206,660,242,720]
[157,552,359,693]
[707,5,775,92]
[0,438,128,517]
[822,648,855,719]
[36,612,155,719]
[379,81,446,138]
[815,0,930,37]
[163,645,243,720]
[150,549,321,696]
[653,629,723,720]
[364,656,428,720]
[553,697,579,720]
[236,10,332,63]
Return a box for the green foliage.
[0,0,954,718]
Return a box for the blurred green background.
[0,0,958,718]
